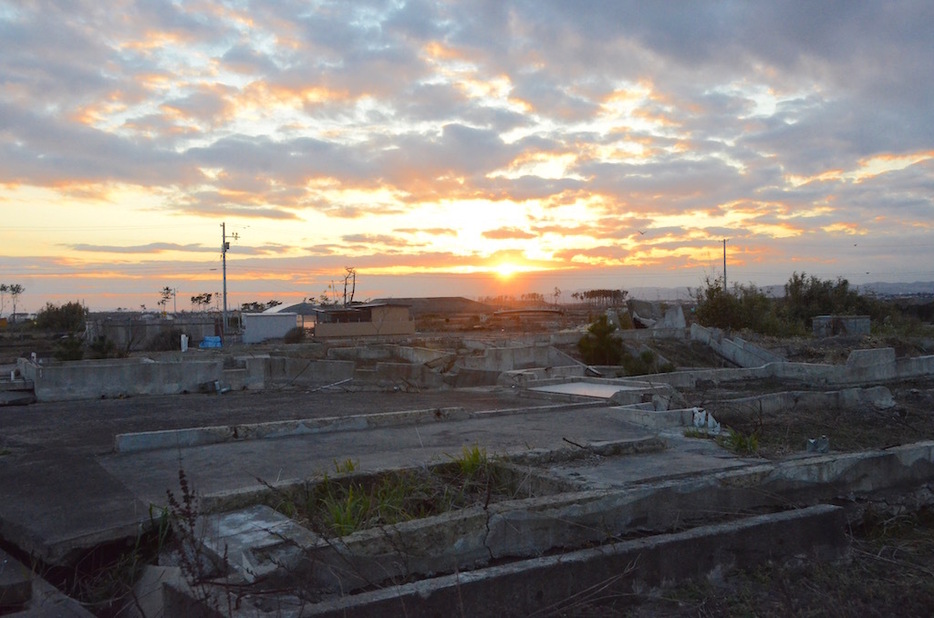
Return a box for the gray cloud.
[1,0,932,301]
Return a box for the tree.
[343,267,356,306]
[158,287,174,315]
[191,293,213,313]
[553,287,562,306]
[35,301,87,332]
[782,272,864,327]
[8,284,24,322]
[577,289,628,307]
[241,300,282,313]
[0,284,7,317]
[577,315,623,365]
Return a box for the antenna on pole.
[221,222,239,338]
[722,239,728,291]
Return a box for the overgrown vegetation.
[692,271,924,337]
[283,326,306,343]
[622,508,934,617]
[274,445,518,538]
[40,505,171,617]
[35,301,87,332]
[620,348,675,375]
[87,335,119,359]
[578,315,623,365]
[53,334,85,361]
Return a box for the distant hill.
[858,281,934,296]
[371,297,495,317]
[624,282,934,301]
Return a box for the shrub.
[283,327,305,343]
[88,335,118,359]
[578,315,623,365]
[53,334,84,361]
[35,301,87,332]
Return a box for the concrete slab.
[0,452,150,565]
[529,382,643,399]
[98,406,661,507]
[548,431,761,490]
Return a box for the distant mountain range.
[626,282,934,301]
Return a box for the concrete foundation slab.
[0,452,151,565]
[298,504,847,617]
[530,381,644,399]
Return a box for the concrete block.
[0,548,32,608]
[125,565,184,618]
[197,505,321,585]
[845,347,897,383]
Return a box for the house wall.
[242,313,300,343]
[88,317,218,351]
[315,306,415,337]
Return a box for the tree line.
[692,272,919,336]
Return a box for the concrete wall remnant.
[690,323,783,367]
[18,357,227,402]
[87,316,217,351]
[314,304,415,338]
[655,304,686,329]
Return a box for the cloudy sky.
[2,0,933,312]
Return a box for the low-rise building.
[314,303,415,337]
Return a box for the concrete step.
[0,378,34,392]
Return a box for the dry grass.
[618,509,934,618]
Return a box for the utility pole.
[722,239,728,291]
[221,222,239,337]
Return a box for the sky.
[2,1,934,314]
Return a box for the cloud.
[482,227,536,240]
[2,0,933,310]
[66,242,216,254]
[394,227,458,236]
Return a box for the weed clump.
[277,446,512,537]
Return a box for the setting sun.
[494,263,522,279]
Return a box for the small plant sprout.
[333,458,358,474]
[453,443,488,478]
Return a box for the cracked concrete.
[4,333,934,615]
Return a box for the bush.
[88,335,118,359]
[619,349,675,375]
[35,301,86,332]
[578,315,622,365]
[283,327,305,344]
[782,272,867,327]
[53,334,85,361]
